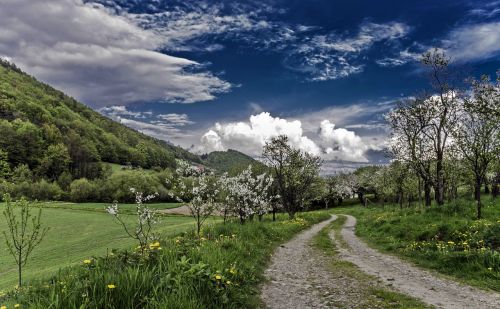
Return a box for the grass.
[330,195,500,292]
[311,216,431,308]
[33,201,184,213]
[0,206,201,291]
[0,211,331,308]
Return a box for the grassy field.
[0,206,203,291]
[35,201,184,213]
[1,211,330,308]
[331,195,500,291]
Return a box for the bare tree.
[2,194,49,287]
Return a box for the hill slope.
[201,149,265,174]
[0,60,200,180]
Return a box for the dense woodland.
[0,60,259,202]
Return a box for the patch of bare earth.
[334,214,500,309]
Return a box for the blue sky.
[1,0,499,164]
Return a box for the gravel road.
[334,214,500,309]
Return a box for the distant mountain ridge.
[201,149,264,174]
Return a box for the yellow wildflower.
[1,306,6,309]
[15,305,20,308]
[447,241,455,245]
[215,275,222,280]
[488,267,493,271]
[226,280,232,285]
[83,259,92,264]
[107,284,116,289]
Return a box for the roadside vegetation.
[332,196,499,291]
[0,211,329,308]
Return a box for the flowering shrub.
[221,165,277,223]
[106,188,159,252]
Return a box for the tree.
[2,194,49,287]
[173,173,220,236]
[221,166,276,223]
[453,75,499,219]
[420,49,461,205]
[387,98,431,206]
[263,135,322,218]
[38,143,71,180]
[0,149,11,179]
[11,164,33,183]
[106,189,159,252]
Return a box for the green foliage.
[69,178,98,202]
[0,149,10,178]
[0,61,198,181]
[1,211,330,308]
[201,149,265,175]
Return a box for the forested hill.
[201,149,265,174]
[0,59,201,180]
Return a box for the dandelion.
[107,284,116,289]
[1,306,6,309]
[226,280,232,285]
[15,305,20,308]
[215,275,222,280]
[83,259,92,264]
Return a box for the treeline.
[320,50,499,218]
[0,59,200,183]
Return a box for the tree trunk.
[18,251,22,287]
[272,208,276,221]
[436,154,445,205]
[475,179,482,219]
[424,181,432,207]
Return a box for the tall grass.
[1,212,330,308]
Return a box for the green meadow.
[0,205,204,291]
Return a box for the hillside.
[201,149,265,174]
[0,59,200,180]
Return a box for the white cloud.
[198,112,321,155]
[445,22,500,62]
[198,112,382,162]
[376,21,500,68]
[285,21,411,80]
[99,106,194,140]
[376,48,422,67]
[0,0,231,107]
[319,120,368,162]
[157,113,194,126]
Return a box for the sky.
[1,0,499,167]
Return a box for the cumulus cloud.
[0,0,230,107]
[319,120,368,162]
[198,112,381,162]
[198,112,321,155]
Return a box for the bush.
[70,178,98,202]
[31,179,63,201]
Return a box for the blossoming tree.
[106,188,159,252]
